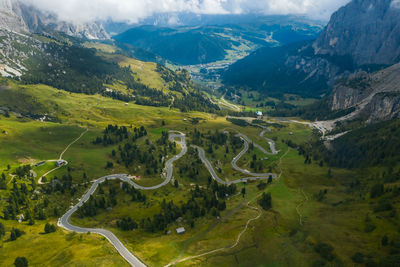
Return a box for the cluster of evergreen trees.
[76,186,117,218]
[76,182,146,218]
[0,173,7,189]
[112,130,175,175]
[250,154,265,172]
[173,92,219,113]
[0,222,4,238]
[3,180,30,220]
[44,223,56,234]
[189,129,241,150]
[93,125,137,146]
[14,165,32,178]
[42,173,74,195]
[297,119,400,169]
[178,148,205,180]
[226,118,249,127]
[10,228,23,241]
[116,216,138,231]
[259,192,272,210]
[138,183,236,233]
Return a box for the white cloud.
[391,0,400,9]
[22,0,351,23]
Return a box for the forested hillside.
[0,29,218,113]
[328,119,400,168]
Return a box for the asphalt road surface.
[59,130,277,266]
[59,132,187,267]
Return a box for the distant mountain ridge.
[224,0,400,99]
[114,25,236,65]
[104,13,324,36]
[314,0,400,66]
[113,17,322,66]
[0,0,109,40]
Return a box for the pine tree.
[0,222,5,238]
[14,257,28,267]
[259,192,272,210]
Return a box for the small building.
[16,214,24,223]
[35,161,46,167]
[256,111,263,116]
[56,160,67,167]
[176,227,186,234]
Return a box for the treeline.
[190,128,241,149]
[226,118,249,127]
[93,125,147,146]
[268,97,356,121]
[173,91,220,113]
[299,119,400,168]
[328,119,400,168]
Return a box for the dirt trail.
[164,148,290,267]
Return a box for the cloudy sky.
[23,0,351,23]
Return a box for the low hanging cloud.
[22,0,351,23]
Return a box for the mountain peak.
[314,0,400,66]
[0,0,29,32]
[0,0,109,39]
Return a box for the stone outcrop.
[330,63,400,123]
[0,0,109,40]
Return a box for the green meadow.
[1,81,399,267]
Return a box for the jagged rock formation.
[225,0,400,99]
[314,0,400,66]
[330,63,400,123]
[0,0,109,40]
[0,0,29,32]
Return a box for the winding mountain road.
[58,130,278,266]
[58,132,187,267]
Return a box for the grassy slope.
[0,220,129,267]
[101,53,175,95]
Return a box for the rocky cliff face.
[330,63,400,123]
[314,0,400,66]
[331,72,374,110]
[0,0,28,32]
[363,92,400,123]
[0,0,109,40]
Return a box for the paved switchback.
[59,130,278,266]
